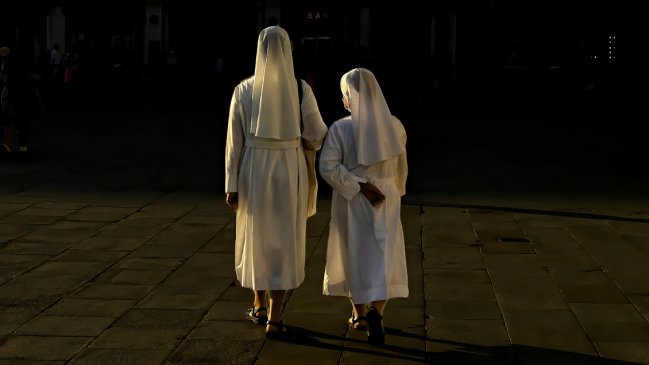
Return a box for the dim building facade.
[2,0,645,116]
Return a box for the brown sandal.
[265,320,288,339]
[245,306,268,325]
[366,306,384,346]
[348,315,367,331]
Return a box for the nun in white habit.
[225,25,328,336]
[319,68,408,345]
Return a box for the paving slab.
[166,339,261,365]
[595,342,649,364]
[70,284,156,300]
[97,219,174,239]
[15,315,115,336]
[0,224,39,243]
[0,254,50,278]
[72,236,146,251]
[503,310,597,354]
[426,300,503,320]
[260,340,343,365]
[187,320,267,341]
[0,360,65,365]
[112,309,204,331]
[426,318,510,346]
[89,328,184,350]
[116,257,185,270]
[135,290,219,311]
[422,247,484,270]
[69,348,171,365]
[425,282,497,302]
[0,323,17,338]
[0,336,93,361]
[1,242,74,256]
[44,298,136,317]
[492,276,570,311]
[15,228,98,244]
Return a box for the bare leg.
[370,299,387,315]
[248,290,266,320]
[266,290,286,332]
[349,298,367,330]
[367,299,387,345]
[253,290,266,310]
[351,298,367,319]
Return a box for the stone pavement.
[1,98,649,364]
[0,188,648,364]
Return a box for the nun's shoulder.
[392,115,406,131]
[234,76,254,96]
[330,116,353,132]
[391,116,407,142]
[241,76,254,86]
[298,78,315,96]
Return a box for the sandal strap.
[367,307,383,319]
[350,315,367,323]
[265,319,288,337]
[267,320,283,328]
[246,307,268,325]
[266,320,288,334]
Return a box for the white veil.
[341,68,405,166]
[250,26,300,140]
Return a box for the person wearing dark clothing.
[1,47,43,160]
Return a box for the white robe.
[319,116,408,303]
[226,77,327,290]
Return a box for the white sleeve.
[396,127,408,196]
[225,86,244,193]
[318,124,366,201]
[299,81,328,150]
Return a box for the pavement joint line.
[516,208,602,356]
[466,208,513,347]
[408,200,649,224]
[564,224,649,338]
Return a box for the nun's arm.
[225,86,245,193]
[318,124,366,201]
[299,81,328,149]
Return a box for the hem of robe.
[237,278,305,292]
[323,284,409,303]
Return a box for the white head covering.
[250,26,300,140]
[341,68,405,166]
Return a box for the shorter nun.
[319,68,408,346]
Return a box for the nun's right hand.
[359,182,385,207]
[226,192,238,211]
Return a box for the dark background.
[1,0,648,197]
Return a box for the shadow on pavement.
[271,326,642,365]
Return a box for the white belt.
[370,177,395,185]
[245,138,300,150]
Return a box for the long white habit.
[225,26,328,291]
[320,68,408,304]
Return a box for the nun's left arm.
[299,81,328,150]
[396,130,408,196]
